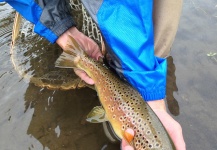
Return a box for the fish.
[55,36,175,150]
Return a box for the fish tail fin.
[55,35,85,69]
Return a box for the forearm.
[148,99,186,150]
[147,99,166,111]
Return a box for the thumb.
[121,129,135,150]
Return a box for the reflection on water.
[0,2,119,150]
[171,0,217,150]
[1,0,217,150]
[166,56,179,116]
[24,84,119,150]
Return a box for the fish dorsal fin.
[55,51,77,68]
[65,36,84,55]
[55,35,85,69]
[86,106,108,123]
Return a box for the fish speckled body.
[55,36,175,150]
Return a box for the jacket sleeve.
[0,0,76,43]
[97,0,167,101]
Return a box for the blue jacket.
[0,0,76,43]
[1,0,167,101]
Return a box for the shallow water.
[0,0,217,150]
[171,0,217,149]
[0,2,119,150]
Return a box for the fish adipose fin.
[55,36,85,69]
[86,106,108,123]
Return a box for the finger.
[121,128,135,150]
[74,69,94,85]
[123,145,134,150]
[121,139,134,150]
[124,128,134,143]
[85,41,102,59]
[90,44,103,60]
[74,33,102,60]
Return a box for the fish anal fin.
[86,106,108,123]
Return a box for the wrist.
[56,27,80,50]
[147,99,166,111]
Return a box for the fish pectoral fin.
[86,106,108,123]
[55,51,77,69]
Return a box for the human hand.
[121,128,134,150]
[56,27,102,85]
[147,99,186,150]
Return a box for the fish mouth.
[102,121,120,143]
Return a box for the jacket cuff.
[137,86,166,101]
[34,21,58,43]
[51,16,76,37]
[34,16,76,43]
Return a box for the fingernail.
[98,56,104,62]
[124,129,134,143]
[126,129,134,136]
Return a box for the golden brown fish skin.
[73,54,175,149]
[55,37,175,149]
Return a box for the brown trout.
[55,36,175,150]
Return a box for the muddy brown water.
[0,0,217,150]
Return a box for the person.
[1,0,185,149]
